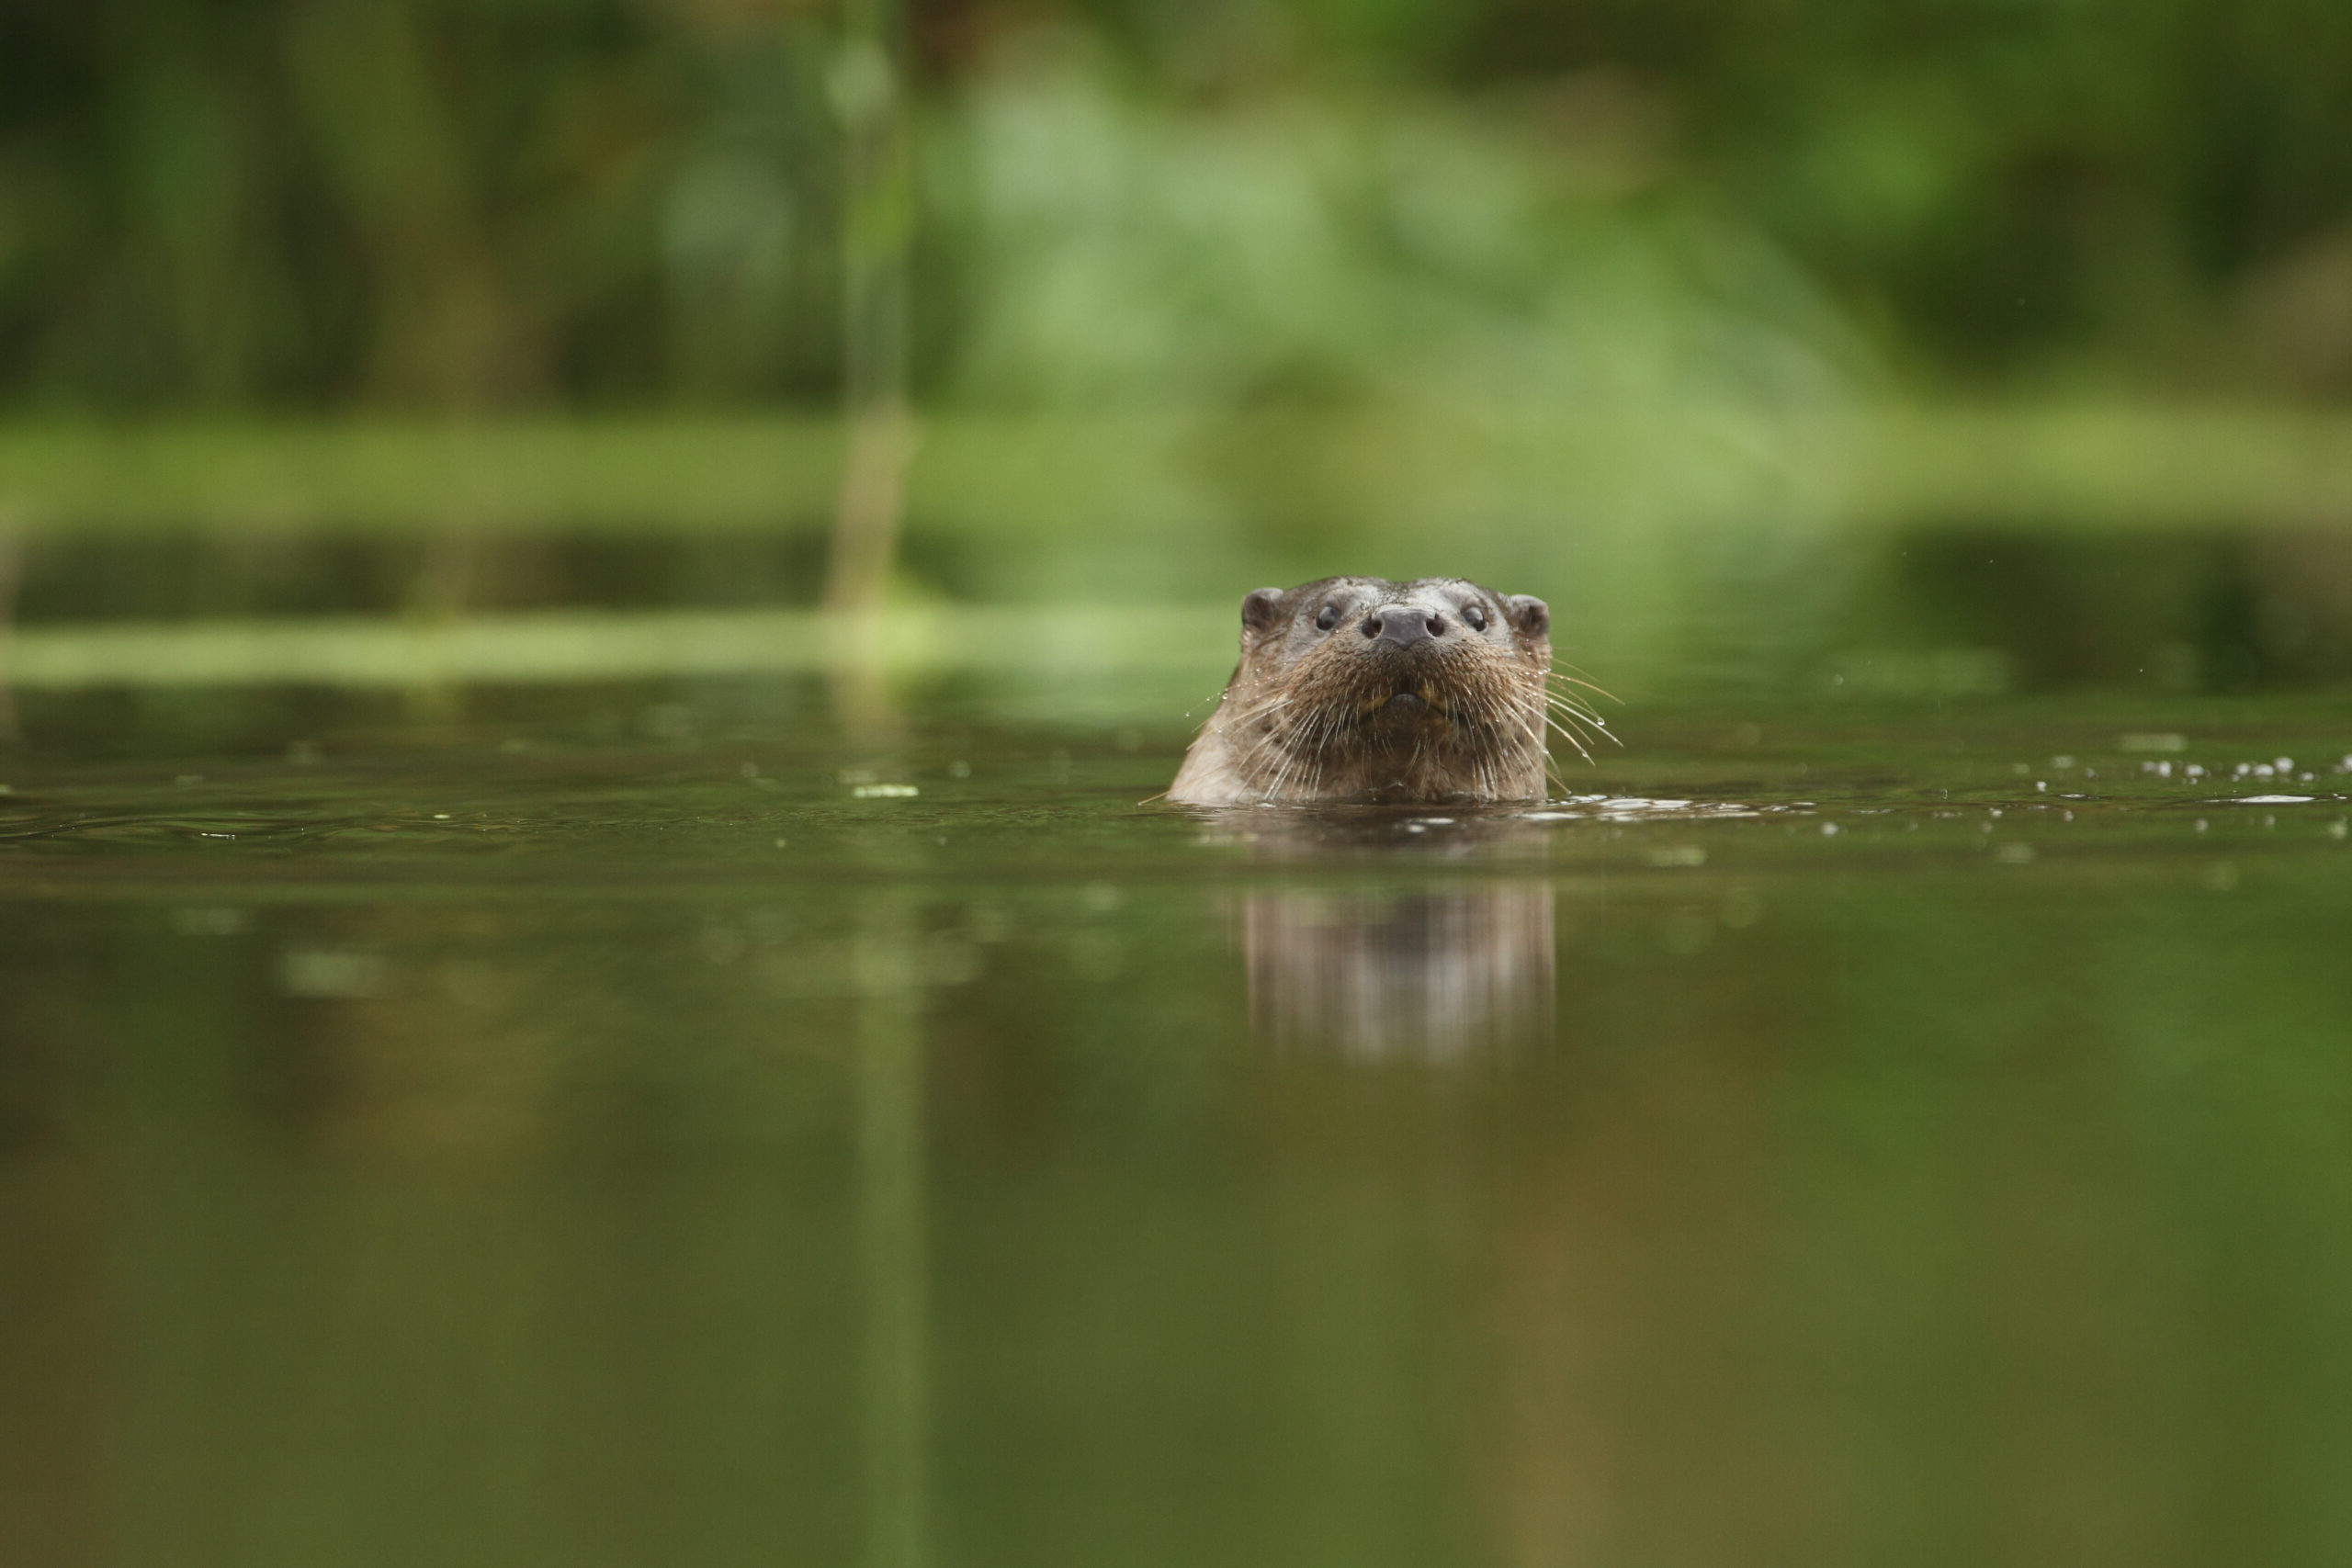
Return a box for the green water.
[6,678,2352,1568]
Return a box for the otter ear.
[1504,594,1549,637]
[1239,587,1286,637]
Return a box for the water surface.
[5,679,2352,1567]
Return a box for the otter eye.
[1315,604,1340,632]
[1462,604,1487,632]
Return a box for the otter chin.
[1170,576,1576,806]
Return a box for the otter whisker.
[1544,690,1618,741]
[1544,707,1608,750]
[1541,714,1595,763]
[1544,672,1618,703]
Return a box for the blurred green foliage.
[7,0,2352,413]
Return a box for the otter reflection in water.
[1244,884,1556,1059]
[1204,811,1559,1058]
[1171,576,1607,806]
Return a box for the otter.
[1170,576,1588,806]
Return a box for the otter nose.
[1360,605,1447,648]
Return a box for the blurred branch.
[282,0,537,404]
[7,406,2352,543]
[0,604,1233,691]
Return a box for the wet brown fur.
[1170,576,1597,806]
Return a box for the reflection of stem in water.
[0,527,18,740]
[856,921,928,1568]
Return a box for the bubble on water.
[2052,755,2076,769]
[2239,795,2314,805]
[853,783,919,798]
[1821,821,1839,836]
[2194,818,2208,831]
[948,760,972,779]
[2277,757,2294,772]
[1995,842,2036,864]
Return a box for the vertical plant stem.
[825,0,913,618]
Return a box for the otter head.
[1169,576,1565,805]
